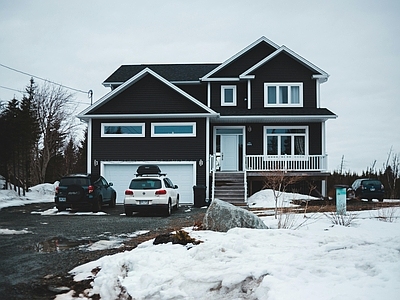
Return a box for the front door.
[220,135,238,171]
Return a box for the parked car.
[347,178,385,202]
[55,174,117,212]
[124,165,179,216]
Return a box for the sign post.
[335,185,347,215]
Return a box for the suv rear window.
[362,180,381,187]
[130,179,162,189]
[60,178,90,186]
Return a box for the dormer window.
[221,85,237,106]
[264,83,303,107]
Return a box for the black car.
[347,178,385,202]
[55,174,117,212]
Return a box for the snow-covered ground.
[1,182,400,299]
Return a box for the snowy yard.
[1,183,399,299]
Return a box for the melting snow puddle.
[35,230,150,253]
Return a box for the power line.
[0,85,24,94]
[0,63,88,94]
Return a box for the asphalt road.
[0,202,206,299]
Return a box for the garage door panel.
[103,162,195,204]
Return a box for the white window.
[151,122,196,137]
[101,123,145,137]
[264,126,308,155]
[221,85,237,106]
[264,83,303,107]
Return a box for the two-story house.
[78,36,337,205]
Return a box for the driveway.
[0,202,206,299]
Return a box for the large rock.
[203,199,268,232]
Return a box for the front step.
[213,172,246,205]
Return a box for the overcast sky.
[0,0,399,174]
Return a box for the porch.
[209,154,329,204]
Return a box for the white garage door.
[102,162,196,205]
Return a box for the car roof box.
[136,165,165,176]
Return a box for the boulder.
[203,199,268,232]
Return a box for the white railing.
[245,154,327,172]
[209,154,217,201]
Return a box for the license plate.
[59,197,66,202]
[139,200,149,205]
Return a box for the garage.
[102,162,196,205]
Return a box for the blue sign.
[335,186,347,215]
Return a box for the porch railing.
[245,154,327,172]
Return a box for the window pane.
[104,125,142,135]
[267,136,278,155]
[224,88,234,103]
[267,128,305,134]
[279,86,288,104]
[294,136,305,155]
[291,86,300,104]
[154,125,193,134]
[280,136,291,155]
[267,86,276,104]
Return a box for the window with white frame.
[101,123,145,137]
[265,126,308,155]
[151,122,196,137]
[221,85,237,106]
[264,83,303,107]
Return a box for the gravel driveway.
[0,202,206,299]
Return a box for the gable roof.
[78,68,218,120]
[200,36,280,81]
[240,46,329,81]
[103,63,220,87]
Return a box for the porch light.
[247,142,252,146]
[93,159,99,166]
[198,159,204,167]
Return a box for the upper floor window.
[151,122,196,137]
[221,85,237,106]
[101,123,145,137]
[264,83,303,107]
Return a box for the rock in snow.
[203,199,268,232]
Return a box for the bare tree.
[263,171,303,219]
[383,147,400,199]
[31,83,76,183]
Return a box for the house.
[78,36,337,205]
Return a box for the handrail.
[245,154,327,171]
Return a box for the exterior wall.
[212,42,277,77]
[90,75,207,115]
[209,81,248,110]
[251,52,317,109]
[176,83,208,105]
[90,118,207,186]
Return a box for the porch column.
[321,179,327,197]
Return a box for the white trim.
[221,85,237,106]
[322,121,326,155]
[241,46,329,79]
[87,119,92,173]
[264,83,303,107]
[201,36,279,81]
[215,115,337,122]
[206,117,210,198]
[78,113,218,119]
[263,125,309,156]
[151,122,196,137]
[247,80,251,110]
[79,68,217,118]
[101,122,145,137]
[207,82,211,107]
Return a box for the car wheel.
[57,206,66,212]
[93,197,102,213]
[125,208,132,217]
[109,193,116,208]
[164,201,172,216]
[174,196,179,211]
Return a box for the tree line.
[0,79,86,195]
[327,152,400,199]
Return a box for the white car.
[124,170,179,216]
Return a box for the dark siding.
[91,118,207,185]
[212,42,277,77]
[210,123,322,156]
[176,83,208,105]
[210,81,248,110]
[90,74,207,115]
[251,52,317,109]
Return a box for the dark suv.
[347,178,385,202]
[55,174,117,212]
